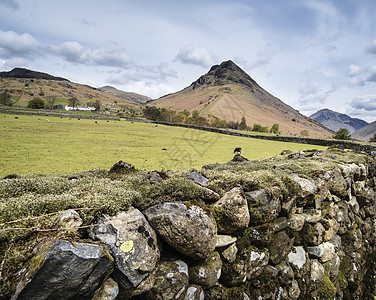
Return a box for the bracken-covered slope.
[99,85,152,104]
[310,108,368,134]
[152,60,334,138]
[0,67,69,81]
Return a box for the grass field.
[0,114,327,176]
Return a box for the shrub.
[28,98,45,109]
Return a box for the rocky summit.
[1,149,376,299]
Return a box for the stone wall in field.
[10,154,376,300]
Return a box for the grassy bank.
[0,114,327,176]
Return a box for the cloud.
[366,67,376,83]
[0,30,39,59]
[346,64,364,77]
[175,45,217,68]
[0,0,19,10]
[349,95,376,111]
[248,45,278,70]
[52,42,133,68]
[366,40,376,55]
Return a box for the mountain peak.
[191,60,259,89]
[0,67,69,81]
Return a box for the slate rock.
[1,174,21,180]
[144,202,217,260]
[213,187,250,234]
[12,239,112,300]
[184,285,205,300]
[245,189,281,225]
[109,161,135,173]
[189,252,222,289]
[145,260,189,300]
[91,278,119,300]
[188,171,209,186]
[90,207,160,290]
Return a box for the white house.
[65,105,95,111]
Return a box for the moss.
[336,271,348,290]
[312,276,336,299]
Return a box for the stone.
[289,213,306,231]
[336,201,349,222]
[221,243,238,263]
[245,223,275,247]
[55,209,83,232]
[109,161,135,173]
[301,222,325,246]
[323,253,340,278]
[272,217,290,232]
[221,247,269,286]
[201,186,220,201]
[91,278,119,300]
[303,208,322,223]
[245,189,281,225]
[213,187,250,234]
[288,246,307,270]
[275,261,294,282]
[288,279,301,300]
[90,207,160,290]
[189,252,222,289]
[281,197,295,217]
[324,168,347,197]
[310,259,325,282]
[290,173,318,205]
[216,235,237,248]
[230,154,249,162]
[1,174,21,180]
[188,171,209,186]
[307,242,335,262]
[145,260,189,300]
[144,202,217,260]
[184,285,205,300]
[12,239,113,300]
[269,230,295,265]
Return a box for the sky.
[0,0,376,122]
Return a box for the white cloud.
[175,45,217,68]
[248,45,278,70]
[349,95,376,111]
[52,42,133,68]
[346,64,364,77]
[0,30,39,59]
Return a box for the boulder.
[230,154,249,162]
[245,189,281,225]
[12,239,112,300]
[184,285,205,300]
[188,252,222,289]
[269,230,295,265]
[188,171,209,187]
[90,208,160,290]
[324,168,347,197]
[91,278,119,300]
[145,260,189,300]
[212,187,250,234]
[144,202,217,260]
[290,173,317,205]
[109,161,135,173]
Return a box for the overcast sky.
[0,0,376,122]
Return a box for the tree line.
[143,105,280,133]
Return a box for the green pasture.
[0,114,327,176]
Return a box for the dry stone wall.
[9,151,376,300]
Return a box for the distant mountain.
[352,121,376,142]
[0,67,69,81]
[99,86,152,104]
[152,60,334,138]
[310,109,368,133]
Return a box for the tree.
[45,96,56,109]
[370,133,376,142]
[333,128,351,140]
[28,98,45,109]
[239,116,247,130]
[0,92,13,106]
[88,100,101,111]
[68,97,80,109]
[270,123,279,134]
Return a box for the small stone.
[188,171,209,186]
[92,278,119,300]
[288,246,307,270]
[216,235,237,248]
[310,259,325,282]
[221,243,238,263]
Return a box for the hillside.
[152,60,334,138]
[0,67,69,81]
[310,108,368,133]
[0,69,139,110]
[352,121,376,142]
[99,85,152,104]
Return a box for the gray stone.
[201,186,220,201]
[145,260,189,300]
[189,252,222,289]
[55,209,83,232]
[245,189,281,225]
[269,230,295,265]
[216,235,237,248]
[322,218,340,242]
[213,187,250,234]
[275,261,294,282]
[288,279,301,300]
[92,278,119,300]
[290,173,318,205]
[188,171,209,186]
[288,246,307,270]
[12,239,112,300]
[310,259,325,282]
[91,208,160,290]
[221,243,238,263]
[303,208,322,224]
[289,213,306,231]
[184,285,205,300]
[144,202,217,260]
[109,160,135,173]
[307,242,335,262]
